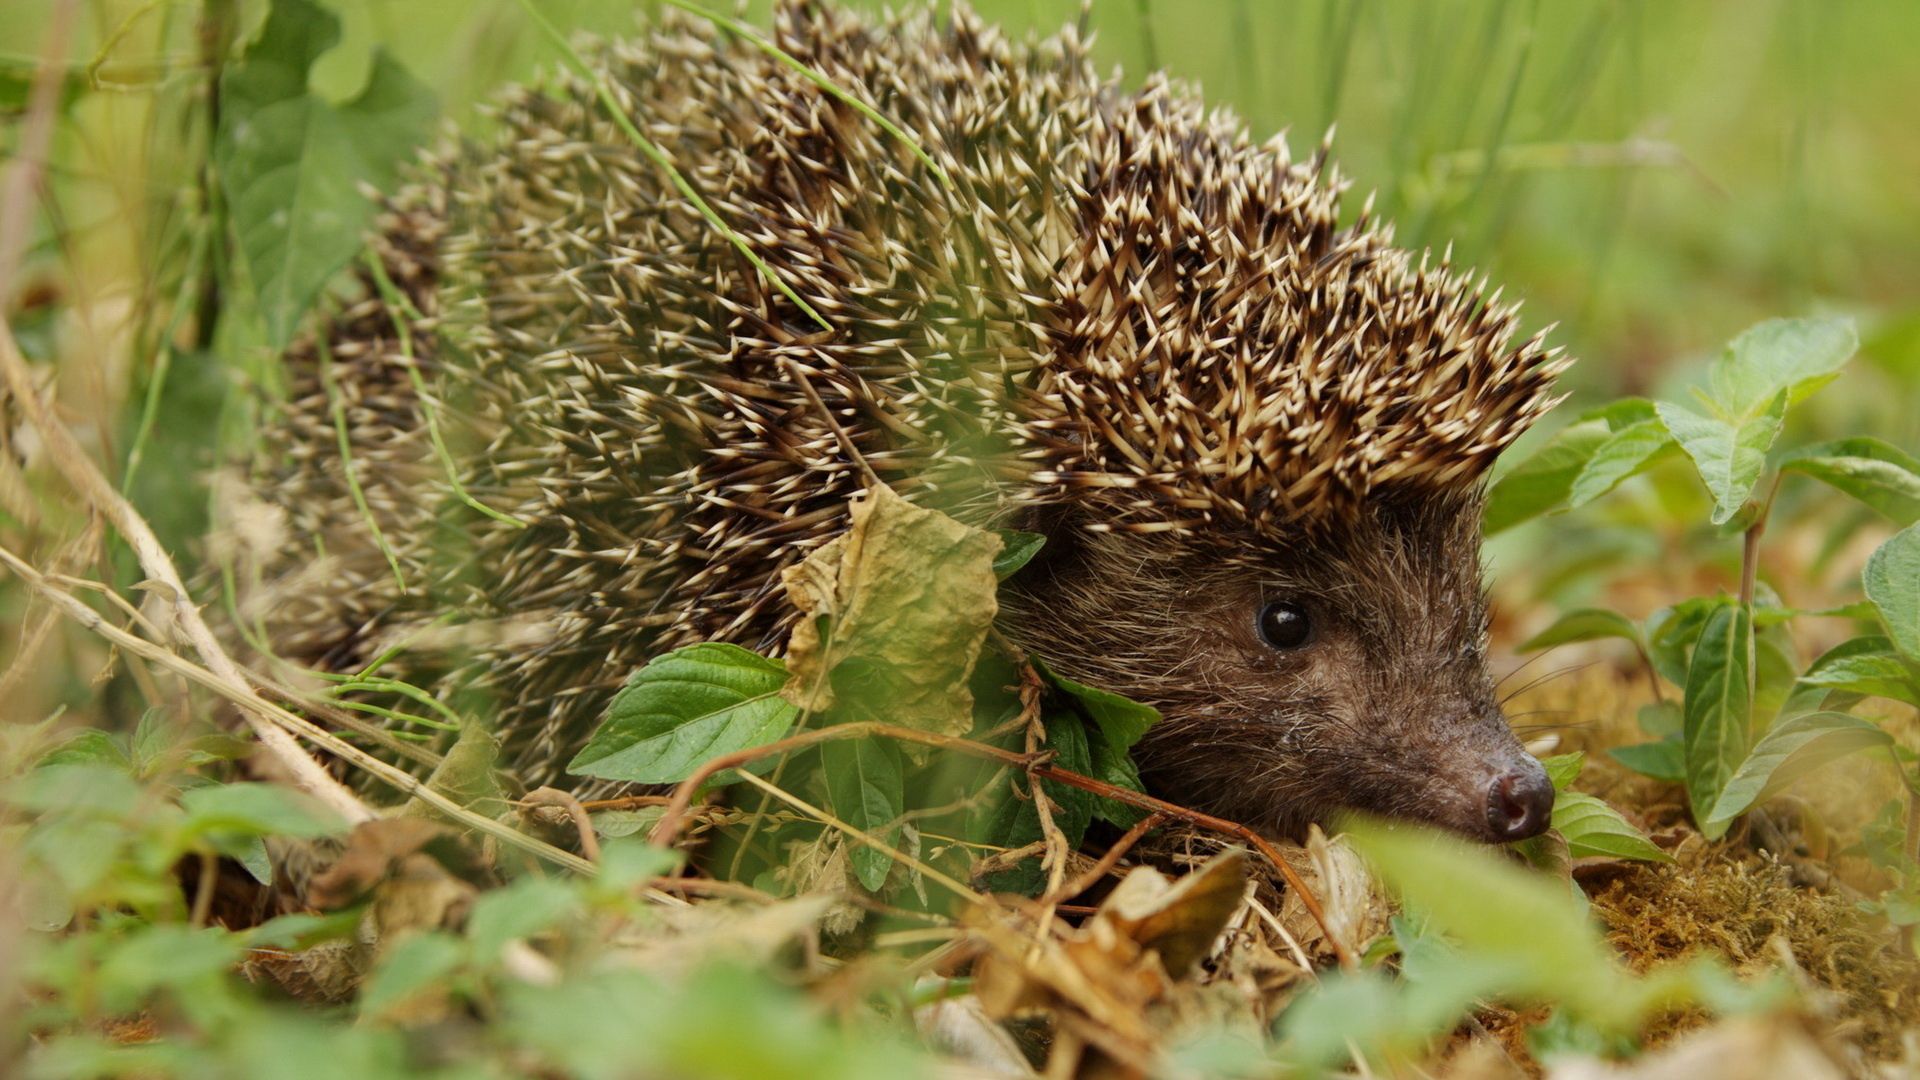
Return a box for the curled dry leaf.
[781,484,1001,737]
[1094,849,1249,979]
[972,850,1250,1072]
[1277,827,1388,962]
[304,817,488,946]
[914,992,1033,1078]
[772,831,865,936]
[606,894,837,982]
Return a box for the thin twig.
[1048,812,1166,905]
[1019,662,1072,914]
[189,850,218,928]
[521,787,602,863]
[0,546,629,885]
[731,770,982,903]
[646,720,1353,967]
[645,875,775,904]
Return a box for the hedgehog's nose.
[1485,762,1554,842]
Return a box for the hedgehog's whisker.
[1499,661,1596,707]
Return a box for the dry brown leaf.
[1274,827,1388,963]
[915,992,1035,1077]
[1097,849,1248,979]
[772,831,865,935]
[972,850,1250,1075]
[305,818,453,909]
[304,817,489,946]
[781,484,1001,736]
[606,894,837,980]
[242,939,368,1005]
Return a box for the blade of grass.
[123,220,211,491]
[333,674,465,728]
[316,336,409,595]
[661,0,949,188]
[1462,0,1537,247]
[511,0,830,331]
[1134,0,1160,72]
[328,698,460,733]
[362,250,528,529]
[1316,0,1365,138]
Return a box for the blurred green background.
[21,0,1920,394]
[8,0,1919,626]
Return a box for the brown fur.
[1001,491,1534,839]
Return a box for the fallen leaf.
[1096,850,1248,978]
[781,484,1001,736]
[972,850,1250,1073]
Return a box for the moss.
[1591,854,1920,1062]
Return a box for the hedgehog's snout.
[1483,756,1553,842]
[1413,709,1555,844]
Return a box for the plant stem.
[646,720,1356,969]
[1738,474,1783,732]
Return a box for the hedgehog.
[239,0,1571,844]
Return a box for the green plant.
[1490,316,1920,863]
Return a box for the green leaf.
[6,764,145,818]
[1779,438,1920,526]
[1484,421,1612,534]
[467,878,579,963]
[593,840,684,896]
[1034,658,1160,754]
[1704,712,1894,826]
[1550,792,1671,862]
[359,931,464,1020]
[1566,419,1677,508]
[1682,603,1751,839]
[178,782,346,841]
[1646,599,1721,686]
[1085,720,1149,828]
[96,926,244,1011]
[1578,397,1660,430]
[1656,392,1788,525]
[215,0,436,348]
[1866,523,1920,659]
[590,808,665,840]
[36,731,132,771]
[1707,317,1858,415]
[822,736,904,891]
[246,909,364,950]
[1344,819,1636,1024]
[1518,609,1645,654]
[1540,752,1585,791]
[992,530,1046,579]
[1637,701,1683,739]
[568,643,798,784]
[1608,740,1685,783]
[1791,636,1920,710]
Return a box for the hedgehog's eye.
[1257,601,1313,650]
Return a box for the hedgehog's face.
[1000,496,1552,844]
